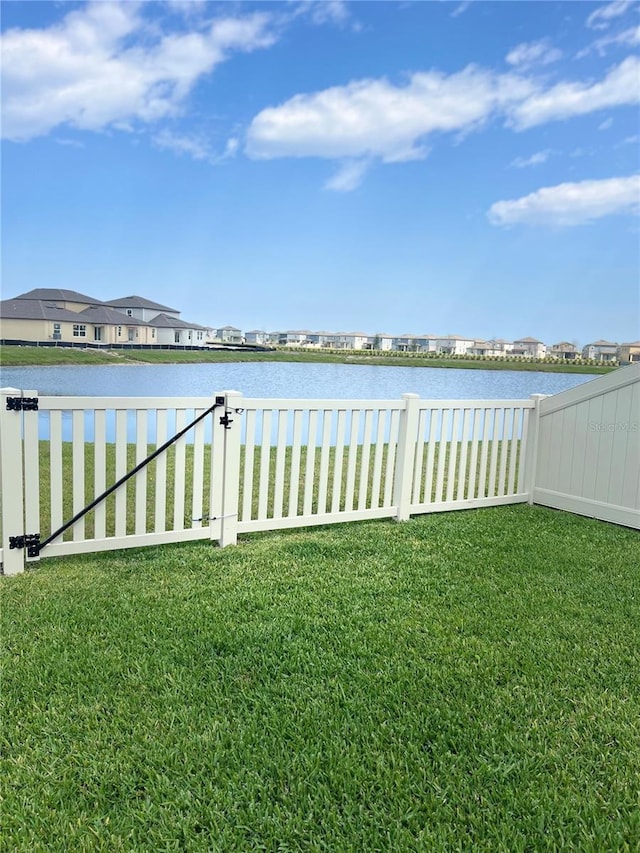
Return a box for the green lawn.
[2,505,639,851]
[0,343,613,373]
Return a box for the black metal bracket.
[6,397,39,412]
[219,412,234,429]
[9,533,40,557]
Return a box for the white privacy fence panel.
[533,365,640,529]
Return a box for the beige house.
[0,288,212,346]
[0,290,153,345]
[550,342,579,360]
[618,341,640,363]
[512,337,547,357]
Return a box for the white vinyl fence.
[0,389,537,574]
[532,364,640,529]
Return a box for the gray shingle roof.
[13,288,105,305]
[104,295,179,312]
[78,305,148,325]
[0,299,86,322]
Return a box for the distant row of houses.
[1,289,638,363]
[245,330,639,363]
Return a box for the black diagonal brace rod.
[37,398,226,556]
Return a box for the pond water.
[0,361,597,401]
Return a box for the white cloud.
[153,129,213,162]
[451,2,472,19]
[246,66,535,164]
[577,24,640,56]
[324,159,372,192]
[506,39,562,68]
[488,174,640,226]
[598,116,614,129]
[1,2,276,141]
[586,0,635,30]
[509,55,640,129]
[510,149,552,168]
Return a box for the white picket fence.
[0,388,541,574]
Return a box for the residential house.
[512,337,547,358]
[582,340,618,362]
[363,333,394,351]
[244,330,270,346]
[0,291,153,345]
[215,326,244,344]
[550,342,579,360]
[305,332,335,348]
[151,314,209,345]
[0,288,211,346]
[618,341,640,363]
[436,335,475,356]
[331,332,369,350]
[486,339,514,356]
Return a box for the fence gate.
[0,389,243,574]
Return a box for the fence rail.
[0,388,543,574]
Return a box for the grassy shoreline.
[0,344,613,374]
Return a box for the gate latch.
[6,397,39,412]
[219,412,234,429]
[9,533,41,557]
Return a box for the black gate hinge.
[6,396,39,412]
[219,412,234,429]
[9,533,41,557]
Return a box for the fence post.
[394,393,420,522]
[219,390,243,547]
[524,394,546,505]
[0,388,26,575]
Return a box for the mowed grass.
[2,505,639,851]
[0,344,612,373]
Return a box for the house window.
[197,331,203,341]
[118,326,122,337]
[128,329,135,341]
[52,323,61,340]
[151,329,155,338]
[175,332,180,343]
[73,324,86,337]
[127,309,133,317]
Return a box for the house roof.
[0,299,86,322]
[104,295,179,312]
[151,313,209,330]
[620,340,640,346]
[514,336,544,343]
[245,330,267,334]
[218,325,241,331]
[13,288,105,305]
[585,340,618,347]
[552,342,578,350]
[78,305,147,325]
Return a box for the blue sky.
[2,0,639,344]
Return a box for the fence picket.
[242,409,257,522]
[331,409,347,514]
[317,410,333,515]
[344,410,360,512]
[135,410,148,535]
[72,410,85,542]
[273,410,288,519]
[154,409,168,533]
[371,411,386,508]
[303,410,318,516]
[358,409,373,511]
[288,409,303,517]
[257,410,272,521]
